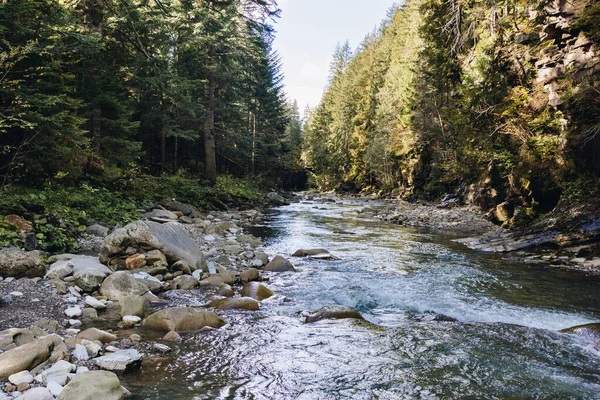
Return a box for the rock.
[206,297,259,311]
[86,224,110,237]
[265,192,288,205]
[240,282,274,301]
[173,275,199,290]
[122,315,141,324]
[80,339,102,357]
[217,284,235,297]
[304,306,365,323]
[162,331,182,342]
[0,249,44,278]
[58,370,123,400]
[8,371,34,385]
[14,387,54,400]
[495,202,514,223]
[76,328,117,344]
[0,328,35,351]
[199,274,236,287]
[292,248,337,259]
[3,215,33,233]
[161,200,198,217]
[70,256,113,292]
[94,349,142,372]
[125,254,146,270]
[64,307,81,318]
[34,319,59,333]
[179,216,194,224]
[146,209,179,221]
[145,250,167,268]
[238,234,261,248]
[46,381,63,397]
[100,221,206,271]
[41,360,75,385]
[254,252,269,265]
[71,344,89,361]
[45,260,74,280]
[222,245,244,255]
[132,272,163,293]
[0,335,62,377]
[100,271,150,301]
[171,260,193,275]
[84,296,106,310]
[240,268,260,283]
[263,256,296,272]
[560,323,600,337]
[143,307,226,332]
[119,295,146,318]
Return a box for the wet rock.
[0,249,44,278]
[240,268,260,283]
[240,282,274,301]
[100,271,150,301]
[100,221,206,271]
[560,323,600,337]
[125,254,146,270]
[119,295,146,318]
[265,192,288,205]
[304,306,365,323]
[173,275,199,290]
[292,248,337,259]
[76,328,117,344]
[94,349,142,373]
[14,387,53,400]
[238,234,261,248]
[264,256,296,272]
[206,297,259,311]
[58,370,123,400]
[143,307,226,332]
[0,335,61,378]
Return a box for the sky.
[272,0,397,111]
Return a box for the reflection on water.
[123,198,600,399]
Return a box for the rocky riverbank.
[0,197,300,399]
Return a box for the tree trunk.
[204,75,217,184]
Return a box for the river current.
[124,197,600,399]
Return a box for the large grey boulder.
[0,249,44,278]
[58,371,123,400]
[263,256,296,272]
[100,271,150,301]
[100,221,206,271]
[71,256,113,292]
[0,335,62,378]
[143,307,225,332]
[265,192,288,205]
[94,349,142,372]
[304,306,365,323]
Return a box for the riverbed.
[124,197,600,399]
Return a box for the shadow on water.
[122,198,600,399]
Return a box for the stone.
[71,344,89,361]
[8,371,34,385]
[145,250,167,268]
[84,296,106,309]
[162,331,182,342]
[240,282,274,301]
[143,307,226,332]
[58,371,123,400]
[119,295,146,318]
[64,307,81,318]
[80,339,102,357]
[33,319,59,333]
[76,328,117,344]
[86,224,110,237]
[3,215,33,233]
[264,256,296,272]
[560,323,600,336]
[238,234,261,248]
[240,268,260,283]
[192,269,203,281]
[206,297,259,311]
[132,272,163,293]
[122,315,141,324]
[41,360,75,385]
[45,260,74,280]
[0,335,62,377]
[94,349,142,372]
[100,271,150,301]
[146,208,179,221]
[46,381,63,397]
[0,328,35,351]
[495,202,514,223]
[0,249,44,278]
[265,192,288,205]
[254,252,269,265]
[173,275,199,290]
[199,274,235,288]
[217,284,235,297]
[223,245,244,255]
[14,387,53,400]
[70,256,113,292]
[125,254,146,270]
[68,320,82,328]
[82,307,98,319]
[305,306,365,323]
[292,249,338,260]
[129,334,141,343]
[152,343,171,353]
[100,221,206,271]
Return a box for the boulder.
[0,249,44,278]
[173,275,199,290]
[100,271,150,301]
[292,249,337,260]
[86,224,110,237]
[199,274,236,287]
[304,306,365,323]
[94,349,142,372]
[265,192,288,205]
[495,202,514,223]
[263,256,295,272]
[45,260,74,280]
[560,323,600,337]
[161,200,198,217]
[0,328,35,351]
[14,387,54,400]
[100,221,206,271]
[240,282,274,301]
[240,268,260,283]
[70,256,113,292]
[76,328,117,344]
[0,335,61,378]
[143,307,225,332]
[119,295,146,318]
[206,297,259,311]
[58,371,123,400]
[146,209,179,221]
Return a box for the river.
[124,197,600,399]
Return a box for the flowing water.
[124,198,600,399]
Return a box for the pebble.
[153,343,171,353]
[105,346,119,352]
[68,319,82,327]
[84,296,106,309]
[69,286,82,297]
[122,315,141,324]
[8,291,23,297]
[46,381,63,397]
